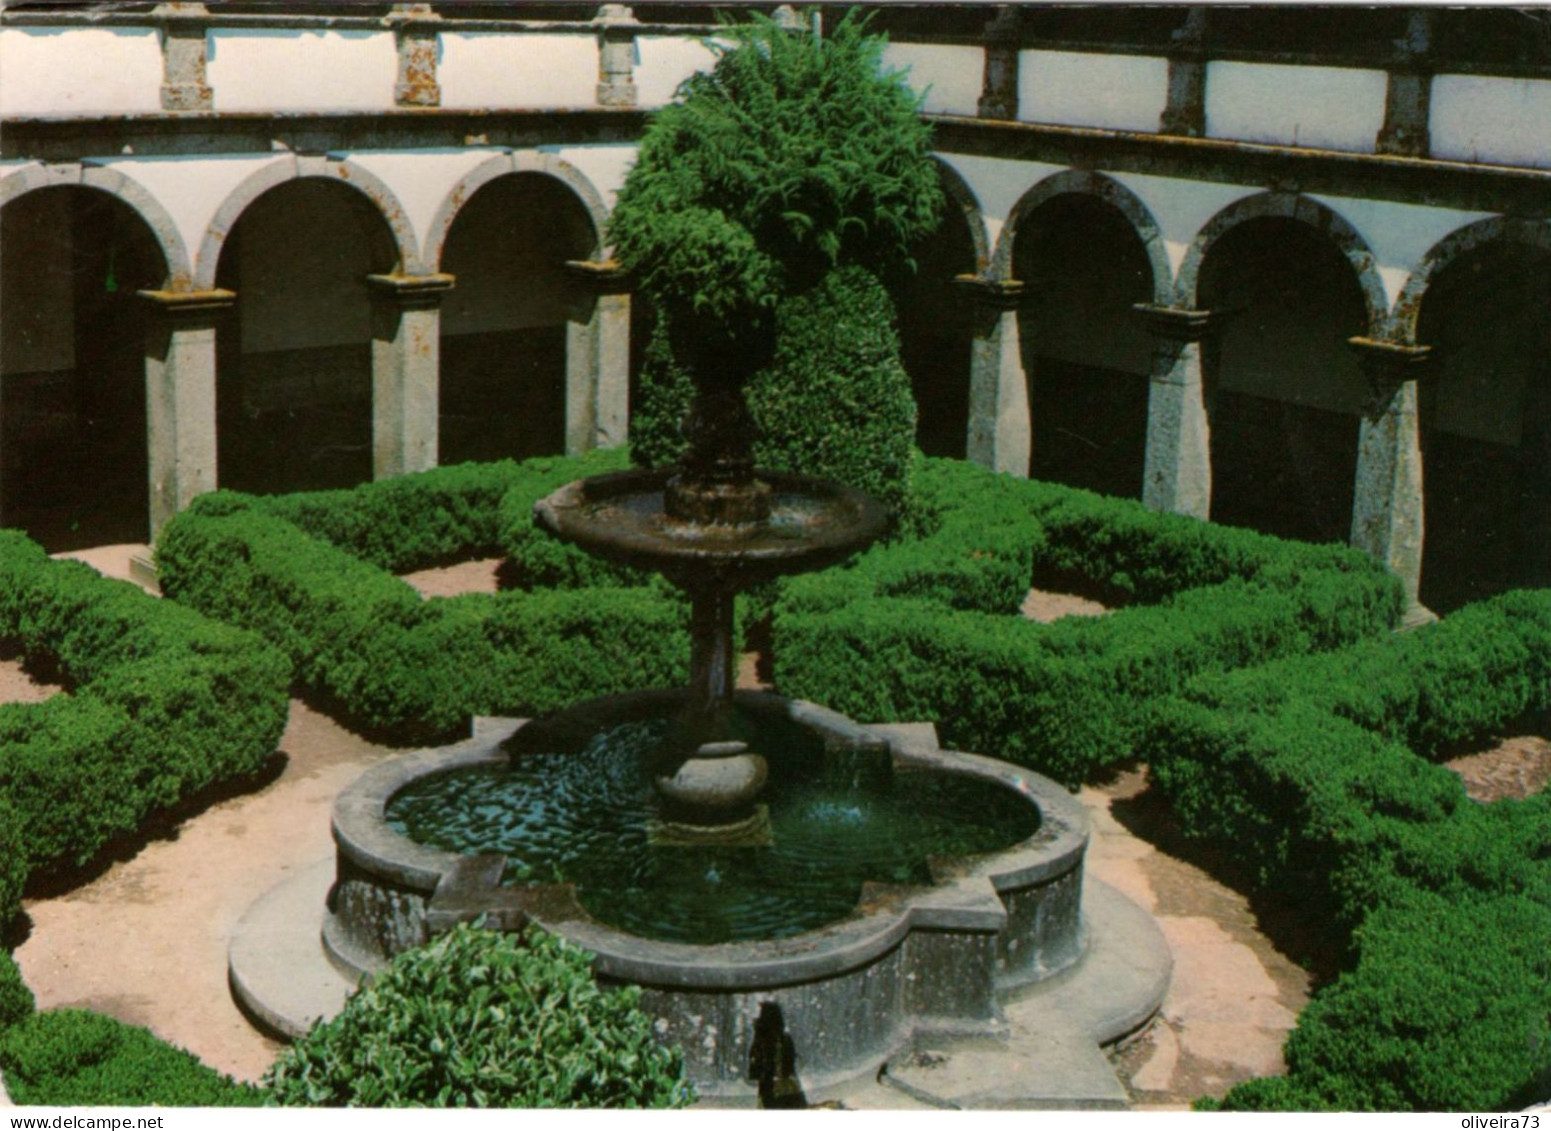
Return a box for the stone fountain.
[229,347,1172,1106]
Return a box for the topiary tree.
[264,923,693,1109]
[611,10,942,512]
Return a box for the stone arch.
[1175,192,1388,331]
[193,155,420,289]
[931,157,991,274]
[1,161,190,288]
[424,150,609,272]
[1402,215,1551,611]
[1391,215,1551,343]
[992,168,1171,304]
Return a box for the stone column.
[564,259,633,455]
[1135,304,1214,519]
[1349,336,1434,624]
[595,5,638,107]
[138,288,234,535]
[1158,8,1207,137]
[978,6,1021,119]
[955,275,1030,477]
[392,3,441,108]
[367,273,454,479]
[1375,10,1435,157]
[154,2,212,112]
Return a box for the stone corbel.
[954,273,1024,310]
[1348,336,1433,420]
[564,258,633,295]
[366,272,455,308]
[1133,303,1216,343]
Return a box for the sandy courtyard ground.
[4,556,1536,1106]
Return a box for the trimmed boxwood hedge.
[0,531,289,927]
[772,456,1404,785]
[0,1009,261,1106]
[1150,588,1551,1111]
[155,452,686,736]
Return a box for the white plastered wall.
[0,27,163,117]
[1206,62,1387,153]
[206,28,397,112]
[439,33,598,109]
[1018,50,1169,134]
[882,43,983,118]
[1431,76,1551,169]
[935,153,1065,262]
[1105,172,1259,283]
[634,35,718,108]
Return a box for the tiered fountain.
[230,17,1169,1105]
[297,350,1111,1099]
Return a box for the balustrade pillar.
[1376,10,1435,157]
[154,2,212,112]
[367,273,454,479]
[392,3,441,108]
[564,260,633,455]
[1135,304,1214,519]
[1159,7,1207,137]
[1349,336,1434,623]
[978,6,1021,119]
[956,275,1030,477]
[595,5,639,107]
[138,287,233,534]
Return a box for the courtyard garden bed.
[0,530,289,929]
[1148,590,1551,1110]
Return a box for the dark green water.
[386,718,1037,945]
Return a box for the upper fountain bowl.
[534,467,890,584]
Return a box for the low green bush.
[0,1010,261,1106]
[1149,587,1551,1110]
[495,449,649,590]
[0,531,288,919]
[773,457,1402,785]
[259,460,525,574]
[0,951,33,1031]
[265,924,693,1109]
[157,468,687,735]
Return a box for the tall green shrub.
[611,11,941,514]
[265,924,693,1109]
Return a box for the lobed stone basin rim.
[331,690,1089,992]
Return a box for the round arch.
[931,157,991,275]
[992,169,1171,304]
[1,177,170,548]
[1391,215,1551,343]
[424,151,609,272]
[1175,192,1387,331]
[1,162,191,288]
[194,155,420,289]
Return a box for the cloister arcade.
[1,4,1547,617]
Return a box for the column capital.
[1349,337,1433,420]
[954,273,1024,310]
[137,287,235,319]
[1134,304,1215,342]
[367,272,455,308]
[565,259,633,294]
[1347,336,1433,375]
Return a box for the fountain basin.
[534,468,890,583]
[323,692,1089,1098]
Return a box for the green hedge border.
[1147,590,1551,1111]
[0,531,290,928]
[154,453,686,737]
[771,457,1405,785]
